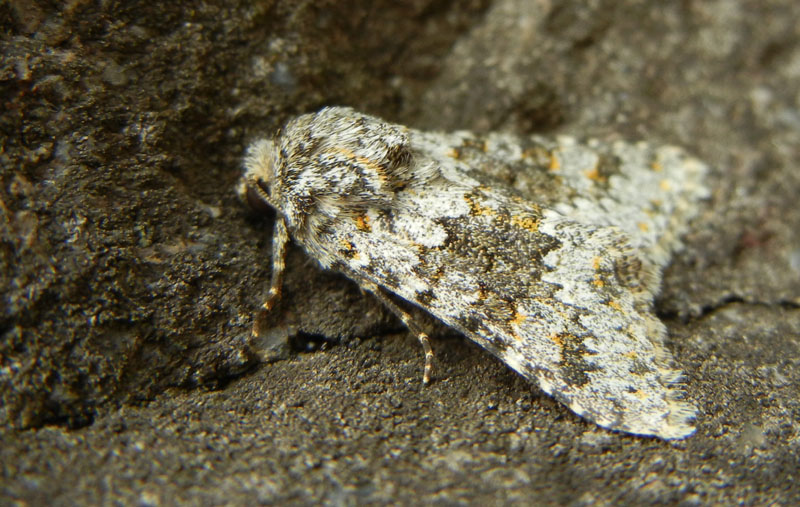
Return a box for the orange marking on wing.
[549,333,564,347]
[331,146,388,181]
[464,194,496,216]
[355,214,372,232]
[511,214,540,232]
[548,152,560,171]
[584,165,604,182]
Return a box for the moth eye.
[255,178,272,196]
[245,181,274,215]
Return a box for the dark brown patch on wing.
[554,333,599,388]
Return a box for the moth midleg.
[360,280,435,384]
[252,217,289,337]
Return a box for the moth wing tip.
[621,397,698,440]
[659,398,698,440]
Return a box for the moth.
[241,106,708,439]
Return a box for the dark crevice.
[659,294,800,321]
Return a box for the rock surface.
[2,0,799,504]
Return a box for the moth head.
[241,138,284,215]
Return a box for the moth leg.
[360,280,435,385]
[253,217,289,336]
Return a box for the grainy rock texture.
[1,0,799,504]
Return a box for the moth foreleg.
[360,280,435,385]
[252,217,289,337]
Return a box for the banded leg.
[253,217,289,336]
[360,279,435,384]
